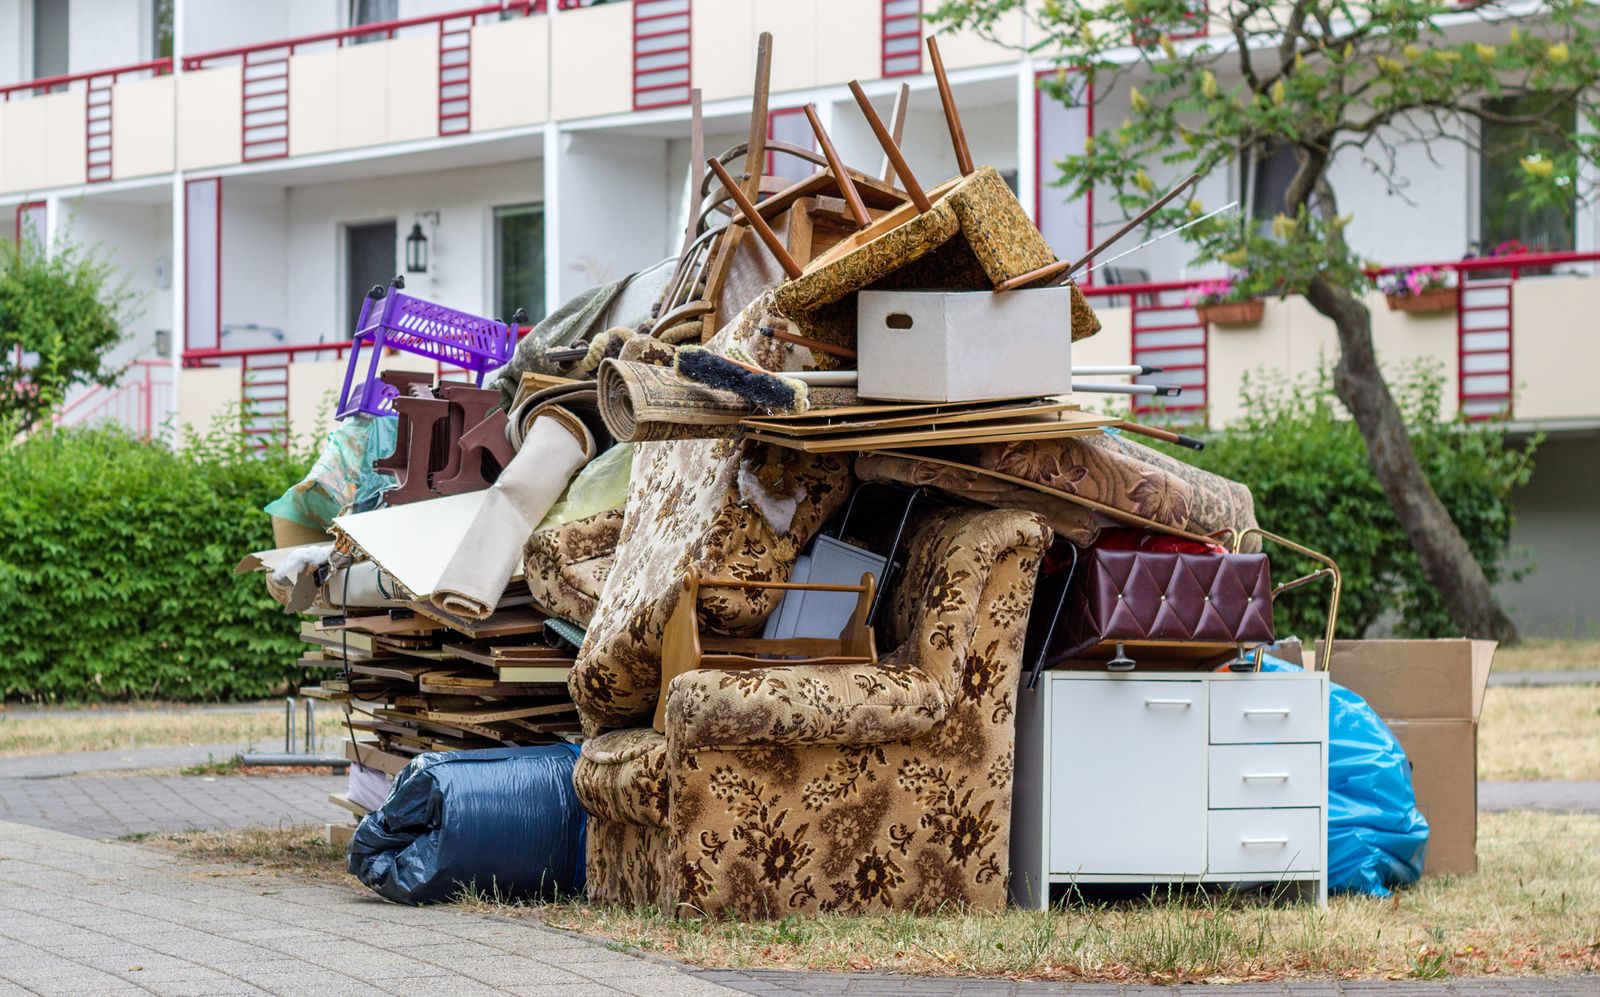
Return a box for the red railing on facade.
[181,1,543,160]
[0,58,173,185]
[52,359,174,439]
[1081,278,1209,421]
[633,0,692,110]
[882,0,923,77]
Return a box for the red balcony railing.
[52,359,174,439]
[0,58,174,184]
[181,1,543,160]
[633,0,692,110]
[882,0,924,77]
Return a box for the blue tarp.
[348,744,586,905]
[1261,655,1429,895]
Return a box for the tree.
[0,237,130,434]
[929,0,1600,642]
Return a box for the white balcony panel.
[471,16,550,131]
[552,1,633,120]
[386,35,439,144]
[337,43,390,150]
[178,65,244,170]
[288,50,339,156]
[815,0,881,89]
[0,97,49,194]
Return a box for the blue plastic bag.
[1260,655,1428,895]
[348,744,586,905]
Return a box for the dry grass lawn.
[148,812,1600,983]
[0,704,349,758]
[1493,639,1600,673]
[1479,685,1600,781]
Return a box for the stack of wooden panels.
[740,398,1117,452]
[299,584,582,841]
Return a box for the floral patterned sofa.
[570,505,1053,917]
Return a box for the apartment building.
[3,0,1596,635]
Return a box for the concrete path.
[0,819,737,997]
[1488,669,1600,687]
[1479,781,1600,813]
[0,744,247,779]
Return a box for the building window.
[1479,94,1576,255]
[153,0,173,60]
[348,0,398,43]
[32,0,69,83]
[495,204,545,323]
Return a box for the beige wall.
[177,66,244,170]
[1512,276,1600,423]
[1,90,88,192]
[551,2,633,121]
[471,16,552,131]
[932,8,1025,70]
[111,75,176,180]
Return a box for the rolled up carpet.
[431,407,595,620]
[596,357,753,444]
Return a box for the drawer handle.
[1243,708,1291,717]
[1241,837,1290,846]
[1241,772,1291,781]
[1144,698,1193,707]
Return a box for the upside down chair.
[569,505,1053,917]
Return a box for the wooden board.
[417,671,569,697]
[741,398,1071,437]
[318,612,442,637]
[418,701,577,724]
[328,793,369,818]
[495,663,578,684]
[349,661,435,682]
[326,823,357,847]
[407,602,546,640]
[745,410,1116,453]
[442,643,573,668]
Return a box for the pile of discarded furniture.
[241,33,1446,911]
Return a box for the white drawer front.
[1209,743,1323,809]
[1049,679,1207,876]
[1209,678,1322,744]
[1207,808,1321,874]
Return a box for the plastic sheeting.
[265,415,397,529]
[537,442,634,531]
[347,744,586,905]
[1261,655,1429,895]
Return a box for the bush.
[1174,364,1536,639]
[0,417,311,701]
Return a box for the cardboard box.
[856,288,1073,403]
[1319,639,1496,876]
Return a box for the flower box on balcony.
[1196,299,1264,326]
[1385,287,1459,314]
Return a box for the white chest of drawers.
[1009,670,1329,908]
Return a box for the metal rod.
[1074,364,1163,376]
[1073,382,1183,397]
[849,80,931,212]
[1062,171,1204,280]
[1079,201,1240,279]
[707,156,803,279]
[803,103,870,228]
[284,696,296,755]
[304,698,315,754]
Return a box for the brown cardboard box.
[1318,639,1496,877]
[1383,720,1480,875]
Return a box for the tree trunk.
[1304,274,1519,643]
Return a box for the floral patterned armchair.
[571,505,1052,918]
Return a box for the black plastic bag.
[348,744,586,905]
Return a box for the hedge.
[1168,364,1537,640]
[0,419,310,701]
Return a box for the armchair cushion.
[574,728,670,829]
[523,508,624,626]
[664,656,947,753]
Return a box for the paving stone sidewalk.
[0,819,737,997]
[0,743,249,779]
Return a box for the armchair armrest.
[664,652,947,752]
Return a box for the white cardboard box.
[856,287,1074,403]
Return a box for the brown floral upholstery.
[569,439,852,732]
[523,508,624,626]
[573,507,1052,917]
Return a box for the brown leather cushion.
[1059,549,1274,659]
[573,728,670,829]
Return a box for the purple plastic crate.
[336,279,517,419]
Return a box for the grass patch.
[139,824,350,883]
[533,812,1600,982]
[0,704,348,758]
[1494,639,1600,673]
[143,813,1600,981]
[1480,685,1600,781]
